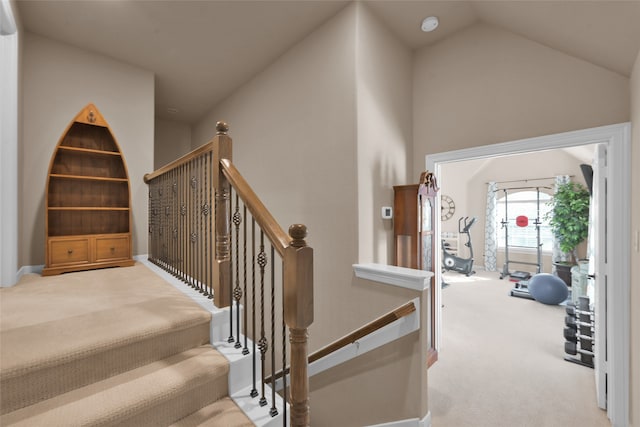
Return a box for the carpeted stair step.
[1,296,211,414]
[169,397,253,427]
[0,346,233,427]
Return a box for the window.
[496,191,553,252]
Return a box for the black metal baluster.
[258,231,268,407]
[147,180,155,262]
[197,156,204,293]
[228,188,235,344]
[270,245,278,417]
[207,153,214,299]
[180,164,187,284]
[232,193,242,348]
[162,175,166,266]
[202,154,210,298]
[171,170,177,276]
[282,263,288,425]
[158,179,162,265]
[166,171,170,271]
[192,165,198,289]
[243,204,249,355]
[186,163,191,287]
[251,218,258,398]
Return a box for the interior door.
[590,143,607,409]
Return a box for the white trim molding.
[0,6,19,287]
[275,296,421,391]
[426,122,630,426]
[353,263,433,291]
[366,411,431,427]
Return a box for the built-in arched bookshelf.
[43,103,134,275]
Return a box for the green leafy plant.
[545,181,590,264]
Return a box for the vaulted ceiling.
[16,1,640,123]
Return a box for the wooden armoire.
[393,174,438,367]
[43,104,134,276]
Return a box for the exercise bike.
[442,216,477,276]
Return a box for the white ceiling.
[16,0,640,123]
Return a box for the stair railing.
[144,122,313,427]
[266,300,417,384]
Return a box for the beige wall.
[193,4,426,424]
[193,2,359,351]
[630,49,640,427]
[413,23,630,178]
[21,33,154,265]
[441,149,589,274]
[355,3,413,265]
[154,118,192,170]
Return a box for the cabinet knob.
[68,249,73,254]
[110,247,115,252]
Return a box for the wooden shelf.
[48,207,130,211]
[50,174,128,182]
[43,103,133,276]
[57,146,122,156]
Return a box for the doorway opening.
[426,123,630,425]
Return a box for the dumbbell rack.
[563,296,595,368]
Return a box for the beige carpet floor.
[0,263,252,426]
[430,271,609,427]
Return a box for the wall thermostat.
[381,206,393,219]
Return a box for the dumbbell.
[564,327,594,343]
[565,316,594,337]
[566,305,594,321]
[564,341,594,366]
[567,296,591,311]
[565,315,593,329]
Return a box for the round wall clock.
[441,194,455,221]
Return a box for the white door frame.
[426,122,630,426]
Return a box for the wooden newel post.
[213,121,232,307]
[284,224,313,427]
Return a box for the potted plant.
[545,181,590,285]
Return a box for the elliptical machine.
[442,216,477,276]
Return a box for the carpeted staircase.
[0,264,253,426]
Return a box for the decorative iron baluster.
[165,178,171,268]
[190,169,197,289]
[159,174,165,265]
[197,156,204,293]
[251,218,258,398]
[180,164,187,284]
[232,192,242,348]
[207,152,214,299]
[202,153,210,297]
[282,267,288,424]
[147,181,155,262]
[227,188,235,344]
[187,162,192,285]
[258,231,268,407]
[172,171,177,277]
[270,244,278,417]
[243,204,249,355]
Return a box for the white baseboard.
[7,264,44,287]
[366,411,431,427]
[8,255,148,288]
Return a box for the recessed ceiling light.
[421,16,439,33]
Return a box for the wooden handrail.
[143,142,214,183]
[220,158,289,257]
[266,300,416,383]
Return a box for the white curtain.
[551,175,571,272]
[484,181,498,271]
